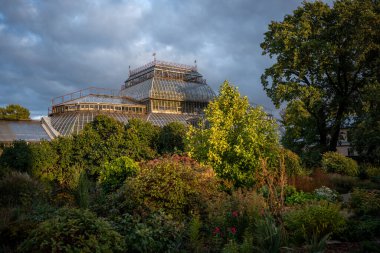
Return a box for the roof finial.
[153,52,156,62]
[128,65,131,74]
[194,59,197,70]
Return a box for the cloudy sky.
[0,0,325,119]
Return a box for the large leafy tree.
[0,104,30,120]
[261,0,380,155]
[350,83,380,164]
[186,81,279,187]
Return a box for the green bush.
[322,152,359,176]
[364,165,380,183]
[99,156,139,193]
[126,155,220,218]
[0,171,47,207]
[283,201,346,244]
[113,211,185,253]
[18,207,125,253]
[350,188,380,216]
[0,140,31,172]
[282,148,305,177]
[285,191,317,205]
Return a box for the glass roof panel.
[0,120,51,142]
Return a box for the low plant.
[253,213,282,253]
[350,188,380,216]
[283,201,346,244]
[285,190,317,205]
[322,152,359,176]
[18,207,125,252]
[313,186,338,202]
[329,173,358,193]
[345,216,380,241]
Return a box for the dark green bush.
[18,207,125,253]
[113,211,185,253]
[158,121,187,154]
[0,171,47,207]
[283,201,346,244]
[345,216,380,241]
[99,156,139,193]
[350,188,380,216]
[0,140,31,172]
[329,173,358,193]
[322,152,359,176]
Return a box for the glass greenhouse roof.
[59,95,139,105]
[121,77,215,102]
[0,120,51,142]
[50,111,147,136]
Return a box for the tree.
[158,121,187,154]
[261,0,380,155]
[0,104,30,120]
[186,81,279,187]
[350,83,380,164]
[74,115,125,175]
[123,118,160,161]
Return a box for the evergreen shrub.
[322,152,359,176]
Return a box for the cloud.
[0,0,327,119]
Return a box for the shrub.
[18,208,125,253]
[206,189,267,250]
[364,165,380,183]
[345,217,380,241]
[28,141,59,181]
[285,191,317,205]
[322,152,359,176]
[0,171,47,207]
[0,140,31,172]
[329,174,358,193]
[126,155,220,218]
[282,148,305,177]
[113,211,185,253]
[283,201,346,244]
[99,156,139,193]
[350,188,380,216]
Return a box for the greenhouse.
[43,60,216,137]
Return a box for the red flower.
[213,226,221,236]
[230,227,237,235]
[232,211,238,217]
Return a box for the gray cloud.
[1,0,323,119]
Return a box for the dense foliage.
[322,151,359,176]
[283,201,346,244]
[261,0,380,163]
[186,81,280,187]
[18,208,125,253]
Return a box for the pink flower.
[230,227,237,235]
[232,211,238,217]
